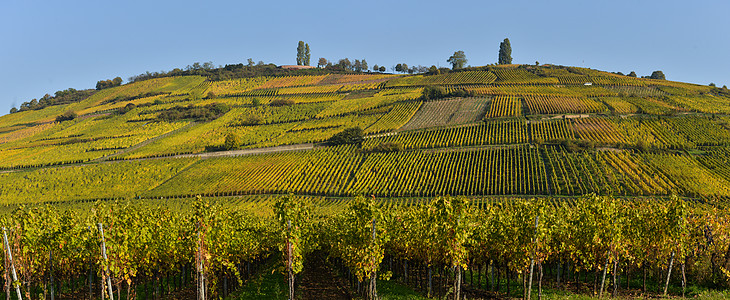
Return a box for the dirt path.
[175,143,314,159]
[297,253,351,300]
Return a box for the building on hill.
[280,65,316,70]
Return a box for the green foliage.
[304,43,311,66]
[55,110,77,122]
[297,41,306,66]
[273,195,314,275]
[224,132,240,150]
[156,103,230,122]
[328,196,390,282]
[421,86,446,100]
[447,50,468,70]
[499,38,513,64]
[649,70,666,80]
[269,99,295,107]
[328,127,364,146]
[96,77,123,90]
[421,86,474,100]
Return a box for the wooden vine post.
[197,232,206,300]
[369,218,377,300]
[49,249,54,300]
[2,228,22,300]
[527,216,539,300]
[97,224,114,300]
[287,220,294,300]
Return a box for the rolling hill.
[2,64,730,299]
[2,64,730,204]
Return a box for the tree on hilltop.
[649,70,666,80]
[447,51,467,70]
[304,43,311,66]
[361,59,368,72]
[297,41,306,65]
[317,58,328,68]
[378,66,386,72]
[499,38,512,64]
[627,71,637,77]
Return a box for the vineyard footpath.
[0,195,728,299]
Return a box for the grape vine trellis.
[0,194,727,299]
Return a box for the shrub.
[157,103,230,122]
[240,115,264,126]
[224,133,240,150]
[56,111,77,122]
[269,99,295,106]
[328,127,364,146]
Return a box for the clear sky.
[2,0,728,115]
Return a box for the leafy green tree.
[499,38,512,64]
[378,66,386,72]
[361,59,368,72]
[429,65,439,74]
[304,43,311,66]
[649,70,666,80]
[627,71,637,77]
[55,110,77,122]
[328,127,364,145]
[296,41,306,65]
[224,133,240,150]
[9,107,17,113]
[338,58,352,70]
[395,63,403,73]
[447,51,467,69]
[373,64,379,72]
[421,86,446,100]
[317,57,328,68]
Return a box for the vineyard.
[485,96,522,118]
[523,95,606,114]
[0,195,726,299]
[2,63,730,298]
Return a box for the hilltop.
[1,64,730,204]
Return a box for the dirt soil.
[297,253,351,300]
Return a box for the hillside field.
[2,65,730,299]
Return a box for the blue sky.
[1,0,728,115]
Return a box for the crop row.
[485,96,521,118]
[364,101,422,134]
[523,95,606,114]
[364,118,528,150]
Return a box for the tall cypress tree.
[304,43,311,66]
[296,41,305,65]
[499,38,512,64]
